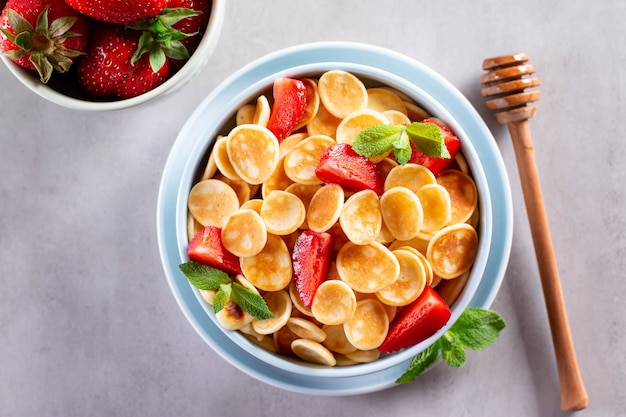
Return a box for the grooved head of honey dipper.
[480,53,540,123]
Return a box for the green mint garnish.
[352,120,450,165]
[396,307,505,384]
[179,261,274,320]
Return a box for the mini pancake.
[454,151,469,175]
[404,101,430,121]
[376,218,396,244]
[284,182,323,230]
[382,109,411,125]
[426,223,479,279]
[221,209,267,257]
[437,170,478,225]
[306,102,342,138]
[273,324,300,356]
[366,88,407,114]
[200,139,220,180]
[380,186,424,241]
[384,164,436,193]
[287,317,327,343]
[376,157,399,178]
[322,324,358,354]
[226,124,280,185]
[379,86,415,104]
[334,354,360,366]
[291,339,337,366]
[318,70,368,119]
[289,279,313,317]
[279,132,307,159]
[261,156,293,199]
[293,78,320,130]
[187,211,203,241]
[253,95,270,127]
[307,184,344,233]
[417,183,452,234]
[214,174,251,206]
[335,109,389,147]
[340,189,382,245]
[394,245,434,286]
[376,249,426,306]
[213,136,242,181]
[216,299,253,331]
[252,290,292,335]
[240,198,263,214]
[336,241,400,293]
[311,280,357,325]
[345,348,381,364]
[199,289,216,305]
[241,233,292,291]
[388,235,430,255]
[260,190,306,235]
[283,135,335,184]
[435,269,470,306]
[188,178,240,227]
[343,298,389,350]
[236,103,255,125]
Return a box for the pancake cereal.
[186,70,480,367]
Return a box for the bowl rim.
[157,41,514,394]
[0,0,226,111]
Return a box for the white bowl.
[0,0,225,111]
[157,42,513,395]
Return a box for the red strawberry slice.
[292,230,333,308]
[379,286,452,354]
[266,77,307,142]
[408,119,461,176]
[315,143,385,195]
[187,225,242,275]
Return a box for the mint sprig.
[179,261,274,320]
[352,120,450,165]
[396,307,505,383]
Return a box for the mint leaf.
[406,122,450,159]
[352,124,404,158]
[231,283,274,320]
[393,129,412,165]
[450,307,506,350]
[396,342,440,383]
[395,307,505,384]
[440,334,466,367]
[179,261,232,290]
[212,283,231,314]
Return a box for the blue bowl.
[157,42,513,395]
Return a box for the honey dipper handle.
[508,120,589,411]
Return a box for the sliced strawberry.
[187,225,242,275]
[315,143,385,195]
[292,230,333,308]
[266,77,307,142]
[379,286,452,354]
[408,119,461,176]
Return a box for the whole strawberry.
[63,0,171,24]
[0,0,90,83]
[169,0,210,55]
[77,23,170,99]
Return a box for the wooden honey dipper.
[481,53,588,411]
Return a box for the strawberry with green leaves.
[76,6,206,99]
[0,0,90,83]
[76,22,171,99]
[63,0,171,24]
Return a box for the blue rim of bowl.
[157,41,513,395]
